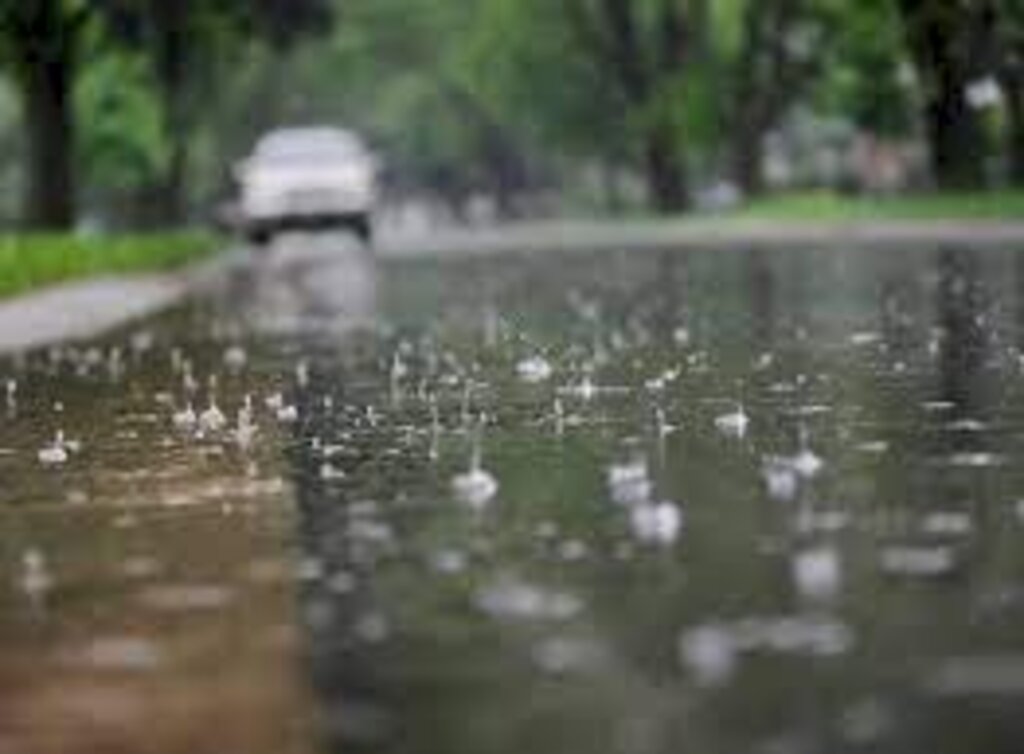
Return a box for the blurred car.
[236,127,378,244]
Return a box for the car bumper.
[245,210,369,230]
[243,189,373,218]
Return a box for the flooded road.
[3,233,1024,753]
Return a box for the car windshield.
[254,130,365,165]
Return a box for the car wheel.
[247,226,273,246]
[351,215,373,246]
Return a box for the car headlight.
[242,185,284,216]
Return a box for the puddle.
[3,238,1024,753]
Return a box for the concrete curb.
[377,219,1024,259]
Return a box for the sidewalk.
[0,276,184,353]
[2,218,1024,355]
[0,247,246,355]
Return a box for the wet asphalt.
[3,231,1024,754]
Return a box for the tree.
[0,81,20,224]
[896,0,989,189]
[727,0,839,195]
[467,0,714,213]
[98,0,334,225]
[0,0,88,229]
[76,49,169,223]
[570,0,711,211]
[983,0,1023,185]
[261,0,546,219]
[0,0,334,229]
[814,0,916,139]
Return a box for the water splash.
[516,354,553,383]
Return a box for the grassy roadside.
[733,190,1024,221]
[0,232,219,298]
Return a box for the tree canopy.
[0,0,1020,228]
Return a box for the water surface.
[3,238,1024,754]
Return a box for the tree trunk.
[730,0,764,197]
[925,77,986,190]
[1006,75,1024,187]
[898,0,987,190]
[730,0,822,198]
[645,123,690,213]
[731,125,766,197]
[154,130,188,225]
[21,48,76,229]
[152,2,190,226]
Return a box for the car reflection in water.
[226,231,378,338]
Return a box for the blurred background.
[2,5,1024,754]
[0,0,1020,233]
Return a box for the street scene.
[1,1,1024,754]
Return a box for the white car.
[237,127,378,244]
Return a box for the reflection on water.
[229,233,378,335]
[3,238,1024,753]
[292,243,1024,754]
[0,233,378,754]
[0,340,318,754]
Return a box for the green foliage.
[76,51,167,190]
[734,189,1024,220]
[462,0,625,155]
[815,0,915,137]
[0,80,20,223]
[0,232,216,296]
[275,0,531,198]
[0,0,88,77]
[709,0,746,59]
[2,0,1020,222]
[671,70,722,156]
[0,0,335,227]
[460,0,714,206]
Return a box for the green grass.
[0,232,219,298]
[734,190,1024,221]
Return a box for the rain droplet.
[475,577,583,622]
[63,636,165,672]
[792,546,842,601]
[879,544,956,578]
[516,354,553,383]
[630,501,684,546]
[678,625,736,687]
[714,402,749,439]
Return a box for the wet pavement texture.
[3,233,1024,754]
